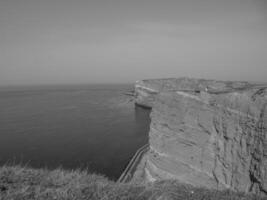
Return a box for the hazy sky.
[0,0,266,85]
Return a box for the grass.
[0,165,265,200]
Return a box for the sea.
[0,84,151,180]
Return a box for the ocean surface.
[0,84,150,180]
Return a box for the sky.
[0,0,266,85]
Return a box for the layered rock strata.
[135,78,255,108]
[135,78,267,195]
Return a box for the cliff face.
[135,78,267,195]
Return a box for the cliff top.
[0,165,265,199]
[136,77,267,94]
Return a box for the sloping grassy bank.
[0,166,264,200]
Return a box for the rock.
[135,77,256,108]
[135,78,267,195]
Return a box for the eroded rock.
[135,78,267,195]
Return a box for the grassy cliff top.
[0,165,264,200]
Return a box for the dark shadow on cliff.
[135,102,153,110]
[134,105,151,143]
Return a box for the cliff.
[135,78,255,107]
[135,78,267,195]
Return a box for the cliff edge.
[135,77,267,195]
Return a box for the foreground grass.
[0,166,265,200]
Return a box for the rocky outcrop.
[135,78,267,195]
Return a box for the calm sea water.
[0,84,150,180]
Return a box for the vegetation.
[0,165,265,200]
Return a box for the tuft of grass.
[0,165,265,200]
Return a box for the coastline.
[0,83,149,181]
[1,78,266,199]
